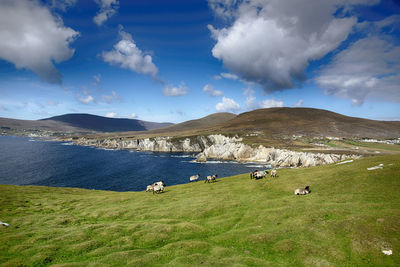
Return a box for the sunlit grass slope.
[1,155,399,266]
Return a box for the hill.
[213,108,400,139]
[0,117,86,133]
[0,114,173,135]
[86,112,237,139]
[80,108,400,154]
[86,108,400,140]
[0,154,399,266]
[149,112,236,134]
[41,113,173,132]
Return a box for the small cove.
[0,136,266,192]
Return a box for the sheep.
[153,184,164,194]
[205,174,217,183]
[294,186,310,195]
[146,185,153,192]
[151,181,166,194]
[270,169,277,177]
[250,170,258,179]
[190,174,200,182]
[251,170,266,179]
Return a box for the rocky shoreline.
[69,134,360,167]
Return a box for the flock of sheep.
[146,169,310,195]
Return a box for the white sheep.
[270,169,277,177]
[294,186,310,195]
[146,185,153,192]
[190,174,200,182]
[153,184,164,194]
[205,174,217,183]
[151,181,166,194]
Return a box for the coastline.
[62,134,361,168]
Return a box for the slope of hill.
[0,117,86,133]
[1,154,399,266]
[150,112,236,134]
[0,114,173,135]
[41,114,173,132]
[212,108,400,139]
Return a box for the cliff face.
[74,136,209,152]
[196,139,359,167]
[73,134,359,167]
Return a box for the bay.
[0,136,267,192]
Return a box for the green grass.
[340,139,400,152]
[1,155,400,266]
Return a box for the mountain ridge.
[0,113,173,134]
[41,113,173,132]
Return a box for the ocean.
[0,136,268,192]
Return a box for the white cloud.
[105,112,118,118]
[102,90,122,103]
[0,0,79,84]
[129,113,137,119]
[93,0,119,26]
[78,95,95,105]
[93,74,101,85]
[316,32,400,104]
[163,82,189,97]
[203,84,224,97]
[213,72,239,81]
[102,26,158,77]
[49,0,77,11]
[220,72,239,80]
[208,0,377,92]
[243,87,284,109]
[294,99,304,107]
[260,99,284,108]
[216,96,241,112]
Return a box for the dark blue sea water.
[0,136,267,192]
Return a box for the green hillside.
[1,154,399,266]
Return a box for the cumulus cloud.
[316,34,400,104]
[129,113,137,119]
[0,0,79,84]
[244,87,284,109]
[93,0,119,26]
[220,72,239,80]
[163,82,189,97]
[294,99,304,107]
[49,0,77,11]
[213,72,239,81]
[260,99,284,108]
[203,84,223,97]
[208,0,377,92]
[78,95,95,104]
[102,90,122,103]
[105,112,117,118]
[102,26,158,77]
[216,96,241,112]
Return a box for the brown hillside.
[0,117,87,133]
[150,112,236,134]
[212,108,400,139]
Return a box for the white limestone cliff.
[72,134,359,167]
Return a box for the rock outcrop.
[71,134,360,167]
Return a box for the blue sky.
[0,0,399,123]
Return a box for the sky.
[0,0,399,123]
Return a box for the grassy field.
[1,154,399,266]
